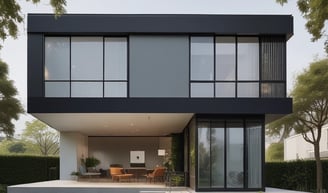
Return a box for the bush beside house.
[0,155,59,193]
[266,160,328,192]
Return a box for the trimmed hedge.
[266,160,328,192]
[0,155,59,185]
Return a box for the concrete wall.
[60,132,88,180]
[88,137,171,170]
[284,125,328,161]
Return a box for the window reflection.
[198,122,211,188]
[237,37,259,81]
[191,37,214,81]
[247,122,262,188]
[191,83,214,98]
[71,82,103,97]
[105,37,128,81]
[71,37,103,80]
[211,122,225,188]
[45,37,70,80]
[216,37,236,81]
[226,121,244,188]
[237,83,259,97]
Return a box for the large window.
[198,123,211,188]
[104,37,128,97]
[44,37,70,97]
[190,37,214,97]
[237,37,259,97]
[71,37,103,80]
[215,37,236,97]
[211,122,225,188]
[247,121,262,188]
[226,121,244,188]
[44,36,128,98]
[197,118,263,190]
[190,36,286,98]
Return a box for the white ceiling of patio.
[32,113,194,136]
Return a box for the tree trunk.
[314,142,323,193]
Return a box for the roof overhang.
[32,113,193,136]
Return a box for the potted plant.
[70,171,81,180]
[83,156,100,172]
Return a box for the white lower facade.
[60,132,88,180]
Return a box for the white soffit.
[32,113,194,136]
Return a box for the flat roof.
[28,14,293,39]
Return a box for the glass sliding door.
[211,122,225,188]
[247,121,262,188]
[198,122,211,188]
[196,118,262,191]
[226,121,244,188]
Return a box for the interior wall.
[88,137,171,170]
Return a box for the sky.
[0,0,326,134]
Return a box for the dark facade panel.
[28,97,292,114]
[28,34,44,97]
[28,14,293,39]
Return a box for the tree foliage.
[292,58,328,142]
[276,0,328,53]
[0,60,24,137]
[0,0,66,48]
[266,113,297,142]
[22,120,59,156]
[7,141,26,153]
[0,138,40,155]
[266,142,284,162]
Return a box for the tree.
[0,0,66,48]
[291,58,328,193]
[272,58,328,193]
[266,142,284,162]
[0,60,24,137]
[22,120,59,156]
[276,0,328,53]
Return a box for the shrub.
[266,160,328,192]
[0,184,7,193]
[0,155,59,185]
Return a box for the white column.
[60,132,88,180]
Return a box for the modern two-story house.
[27,14,293,192]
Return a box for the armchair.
[109,167,133,182]
[145,167,166,183]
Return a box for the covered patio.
[31,113,193,180]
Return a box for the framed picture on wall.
[130,151,145,164]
